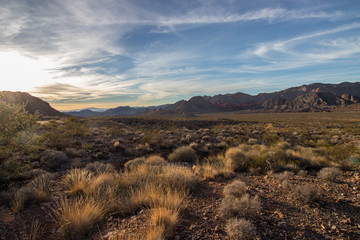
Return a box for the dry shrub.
[292,184,317,203]
[21,218,42,240]
[54,197,106,239]
[85,161,116,175]
[168,146,198,164]
[219,194,261,219]
[61,169,93,196]
[275,171,294,183]
[146,155,167,166]
[318,167,341,182]
[225,218,257,240]
[225,147,247,171]
[223,180,247,199]
[40,150,69,171]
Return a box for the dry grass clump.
[11,186,34,214]
[11,173,55,213]
[285,146,328,170]
[318,167,342,182]
[160,165,200,192]
[61,169,93,196]
[148,207,178,239]
[54,197,106,239]
[29,173,54,202]
[85,173,117,195]
[198,155,235,180]
[292,184,317,203]
[225,218,258,240]
[85,161,116,174]
[130,185,185,212]
[168,146,198,164]
[124,157,146,171]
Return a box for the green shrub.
[0,102,40,178]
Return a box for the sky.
[1,0,360,110]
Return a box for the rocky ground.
[1,115,360,239]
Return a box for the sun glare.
[0,51,55,92]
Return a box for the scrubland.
[0,102,360,239]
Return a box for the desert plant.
[223,180,247,199]
[61,169,93,196]
[54,197,106,239]
[145,155,168,166]
[225,218,257,240]
[148,207,178,239]
[292,184,317,203]
[225,147,247,171]
[124,157,146,171]
[168,146,198,164]
[85,161,116,175]
[318,167,342,182]
[11,185,34,214]
[219,194,261,219]
[40,150,69,171]
[29,172,54,202]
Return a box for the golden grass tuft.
[61,169,93,196]
[148,207,178,239]
[54,197,106,239]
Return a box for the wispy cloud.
[1,0,359,108]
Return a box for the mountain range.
[1,82,360,117]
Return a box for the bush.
[292,184,317,203]
[225,147,247,171]
[0,102,40,177]
[85,161,116,175]
[318,167,341,182]
[225,218,257,240]
[168,146,198,164]
[124,157,146,171]
[223,180,247,199]
[219,194,261,219]
[40,150,69,171]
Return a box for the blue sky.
[1,0,359,110]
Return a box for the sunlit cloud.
[0,0,359,109]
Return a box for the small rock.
[174,235,180,240]
[331,225,337,230]
[321,224,328,230]
[31,161,40,168]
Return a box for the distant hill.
[61,81,360,117]
[0,91,65,117]
[161,82,360,114]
